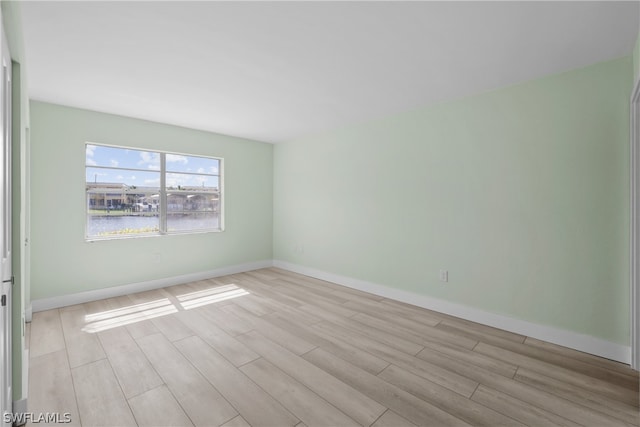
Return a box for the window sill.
[85,228,223,243]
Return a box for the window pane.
[166,173,218,190]
[167,212,219,232]
[167,192,220,213]
[85,150,160,237]
[86,167,160,188]
[165,154,219,175]
[87,187,160,237]
[86,145,160,170]
[87,213,160,238]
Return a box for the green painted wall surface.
[274,57,632,345]
[634,31,640,81]
[30,101,273,300]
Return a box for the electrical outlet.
[294,245,304,254]
[439,269,448,282]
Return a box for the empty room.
[0,1,638,426]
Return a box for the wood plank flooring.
[27,268,639,427]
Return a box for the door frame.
[630,77,640,371]
[0,13,10,423]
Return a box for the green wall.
[30,101,273,300]
[634,31,640,81]
[274,57,632,345]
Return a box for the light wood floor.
[27,268,639,427]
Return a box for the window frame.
[85,142,224,241]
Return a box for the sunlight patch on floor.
[82,299,178,333]
[179,287,250,310]
[84,299,171,322]
[177,284,242,301]
[81,284,250,332]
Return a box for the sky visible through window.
[85,144,220,189]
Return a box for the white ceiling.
[20,1,640,143]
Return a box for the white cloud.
[147,164,160,170]
[210,165,219,174]
[167,154,188,164]
[86,145,97,165]
[130,176,136,180]
[110,159,119,167]
[138,152,159,167]
[166,173,189,187]
[116,175,124,180]
[197,167,205,173]
[144,178,160,185]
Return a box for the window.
[85,143,222,240]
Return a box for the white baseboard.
[28,258,632,364]
[273,260,631,364]
[31,260,273,313]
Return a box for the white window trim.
[85,142,224,241]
